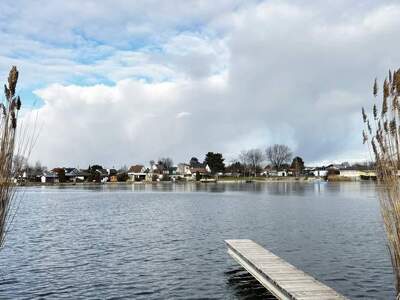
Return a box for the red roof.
[129,165,145,173]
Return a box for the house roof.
[190,167,209,174]
[129,165,145,173]
[191,162,206,168]
[42,171,58,178]
[64,168,79,174]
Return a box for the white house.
[177,163,191,177]
[128,165,147,181]
[339,169,361,178]
[40,171,58,183]
[313,170,328,177]
[277,170,287,177]
[339,169,375,180]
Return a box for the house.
[24,169,43,182]
[262,165,273,176]
[168,167,182,181]
[107,169,118,182]
[40,171,58,183]
[263,166,288,177]
[312,168,328,177]
[169,167,177,175]
[339,169,362,178]
[76,169,91,182]
[339,167,376,180]
[190,163,211,173]
[303,167,315,176]
[189,163,211,179]
[277,170,287,177]
[64,168,81,181]
[128,165,147,181]
[177,163,191,176]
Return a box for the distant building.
[106,169,118,182]
[277,170,287,177]
[339,168,376,180]
[312,167,328,177]
[63,168,80,181]
[190,163,211,177]
[40,171,58,183]
[128,165,147,181]
[177,163,191,176]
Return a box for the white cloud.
[176,112,192,119]
[6,0,400,167]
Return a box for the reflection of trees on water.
[123,181,326,195]
[265,182,307,196]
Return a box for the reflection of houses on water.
[339,169,376,180]
[313,180,327,194]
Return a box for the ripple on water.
[0,182,396,299]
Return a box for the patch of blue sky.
[174,22,205,34]
[18,87,45,108]
[68,29,117,64]
[65,74,115,87]
[172,23,224,42]
[133,75,159,84]
[6,49,36,60]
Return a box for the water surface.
[0,182,394,299]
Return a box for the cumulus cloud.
[5,0,400,167]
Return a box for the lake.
[0,182,395,299]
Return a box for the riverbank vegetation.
[0,67,25,249]
[18,146,376,184]
[362,69,400,298]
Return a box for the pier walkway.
[226,239,348,300]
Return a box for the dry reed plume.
[0,66,36,250]
[363,69,400,298]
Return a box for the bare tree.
[34,160,46,173]
[149,160,155,168]
[238,150,249,177]
[118,165,128,172]
[12,154,27,177]
[246,149,264,176]
[266,144,292,170]
[158,157,173,170]
[239,149,264,176]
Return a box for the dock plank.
[226,239,348,300]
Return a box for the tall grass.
[0,66,34,249]
[363,69,400,298]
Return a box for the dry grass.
[363,69,400,298]
[326,175,352,182]
[0,66,36,249]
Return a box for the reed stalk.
[0,66,36,250]
[363,69,400,299]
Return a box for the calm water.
[0,182,395,299]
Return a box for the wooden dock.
[226,239,348,300]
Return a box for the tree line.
[18,144,305,178]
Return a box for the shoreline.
[18,176,372,187]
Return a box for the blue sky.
[1,0,400,167]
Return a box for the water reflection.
[5,181,392,299]
[30,181,369,196]
[225,268,276,299]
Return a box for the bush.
[117,172,129,182]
